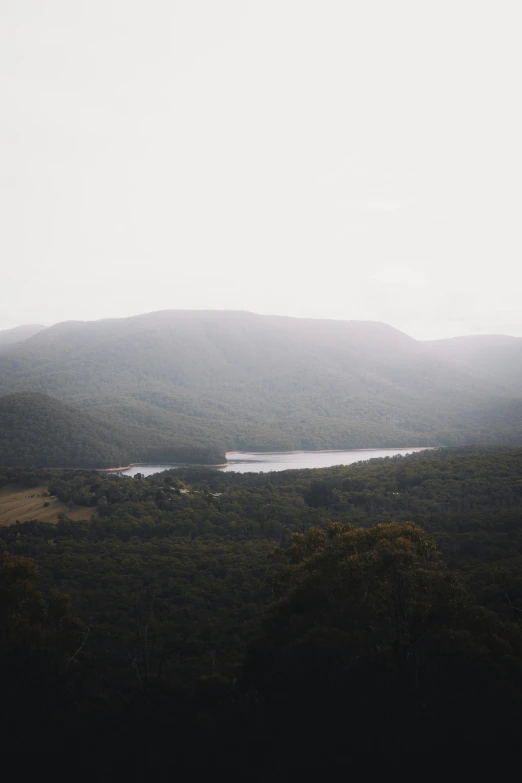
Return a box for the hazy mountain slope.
[426,335,522,393]
[0,310,521,464]
[0,310,487,406]
[0,324,46,350]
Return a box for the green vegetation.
[243,521,522,772]
[0,393,134,467]
[2,447,522,773]
[0,392,226,467]
[1,310,522,466]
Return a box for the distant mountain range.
[0,310,521,467]
[0,323,46,349]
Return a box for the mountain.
[0,310,521,467]
[426,335,522,394]
[0,324,46,350]
[0,393,133,468]
[0,392,225,468]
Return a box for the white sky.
[1,1,521,339]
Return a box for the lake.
[116,448,429,477]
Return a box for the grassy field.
[0,485,94,526]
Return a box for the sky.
[1,1,521,340]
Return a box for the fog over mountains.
[1,310,521,467]
[0,323,46,349]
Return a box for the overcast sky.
[1,1,520,339]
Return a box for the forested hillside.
[0,392,225,467]
[2,447,522,774]
[0,393,133,467]
[1,310,522,467]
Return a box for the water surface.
[117,448,428,477]
[220,448,428,472]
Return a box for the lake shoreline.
[226,447,434,456]
[106,447,433,476]
[103,447,434,472]
[102,461,229,472]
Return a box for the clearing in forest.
[0,485,93,526]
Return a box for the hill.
[0,310,521,466]
[0,392,225,468]
[426,334,522,393]
[0,323,46,351]
[0,393,135,467]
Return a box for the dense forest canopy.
[0,392,135,467]
[0,392,226,467]
[1,310,522,466]
[2,447,522,773]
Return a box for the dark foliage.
[2,447,522,774]
[0,392,225,467]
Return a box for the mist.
[1,1,520,339]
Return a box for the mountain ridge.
[1,309,521,466]
[0,323,46,350]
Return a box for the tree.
[242,522,522,772]
[303,479,335,508]
[0,552,85,752]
